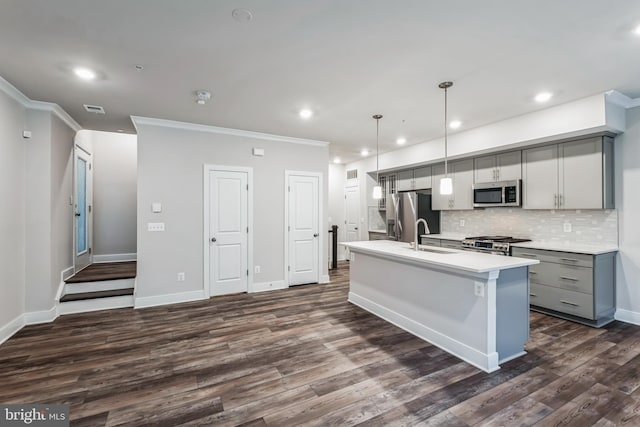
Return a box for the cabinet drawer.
[512,247,593,268]
[440,240,461,249]
[529,262,593,294]
[530,283,594,320]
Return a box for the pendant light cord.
[376,117,379,183]
[444,85,448,177]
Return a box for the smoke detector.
[196,90,211,105]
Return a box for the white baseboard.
[349,291,500,373]
[59,295,134,315]
[61,266,74,281]
[251,280,287,293]
[64,278,135,294]
[134,290,206,309]
[320,274,330,284]
[93,253,137,263]
[23,306,58,325]
[615,308,640,326]
[0,315,25,346]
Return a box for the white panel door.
[345,186,360,242]
[210,170,248,295]
[289,175,319,285]
[74,145,93,272]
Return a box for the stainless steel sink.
[411,245,457,254]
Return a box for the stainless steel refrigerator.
[387,190,441,242]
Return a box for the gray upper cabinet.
[523,136,614,210]
[433,159,474,210]
[396,166,432,191]
[474,151,522,183]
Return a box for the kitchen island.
[342,240,539,372]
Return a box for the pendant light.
[439,81,453,195]
[372,114,384,199]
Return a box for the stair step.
[65,261,136,283]
[60,288,134,302]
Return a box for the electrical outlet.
[177,272,185,281]
[148,222,165,232]
[474,282,485,298]
[254,265,261,274]
[563,222,572,233]
[459,219,465,227]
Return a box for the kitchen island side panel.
[348,250,498,371]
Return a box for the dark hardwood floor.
[1,261,639,426]
[65,262,136,283]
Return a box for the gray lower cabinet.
[512,247,616,327]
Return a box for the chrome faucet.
[415,218,430,251]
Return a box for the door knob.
[74,211,81,217]
[354,227,358,230]
[313,233,319,237]
[211,237,217,242]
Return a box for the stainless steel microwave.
[473,180,521,207]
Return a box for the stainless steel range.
[461,236,531,256]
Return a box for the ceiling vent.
[346,169,358,180]
[83,104,105,114]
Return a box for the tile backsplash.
[442,208,618,245]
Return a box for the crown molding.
[0,75,31,106]
[131,116,330,147]
[28,101,82,132]
[0,75,81,132]
[605,90,640,109]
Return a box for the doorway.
[74,145,93,272]
[345,185,360,243]
[286,171,322,286]
[204,165,253,296]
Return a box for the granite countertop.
[511,241,618,255]
[342,240,538,274]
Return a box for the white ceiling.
[1,0,639,163]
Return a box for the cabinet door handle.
[559,194,563,207]
[529,293,537,297]
[560,276,579,281]
[520,253,538,258]
[560,300,580,307]
[554,193,558,208]
[492,169,496,181]
[529,271,537,274]
[496,168,500,180]
[560,258,579,263]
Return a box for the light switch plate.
[148,222,165,232]
[474,282,485,298]
[563,222,572,232]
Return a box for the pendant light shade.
[372,114,383,200]
[439,81,453,196]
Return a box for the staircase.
[58,261,136,315]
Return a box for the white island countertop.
[343,240,538,274]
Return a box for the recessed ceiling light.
[633,24,640,35]
[333,157,341,164]
[361,149,369,156]
[396,137,406,145]
[299,109,313,119]
[534,92,553,103]
[73,67,96,80]
[449,120,462,129]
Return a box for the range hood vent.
[346,169,358,180]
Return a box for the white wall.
[24,110,53,312]
[615,106,640,321]
[91,131,137,256]
[0,88,26,331]
[135,120,329,301]
[328,163,347,260]
[50,115,75,300]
